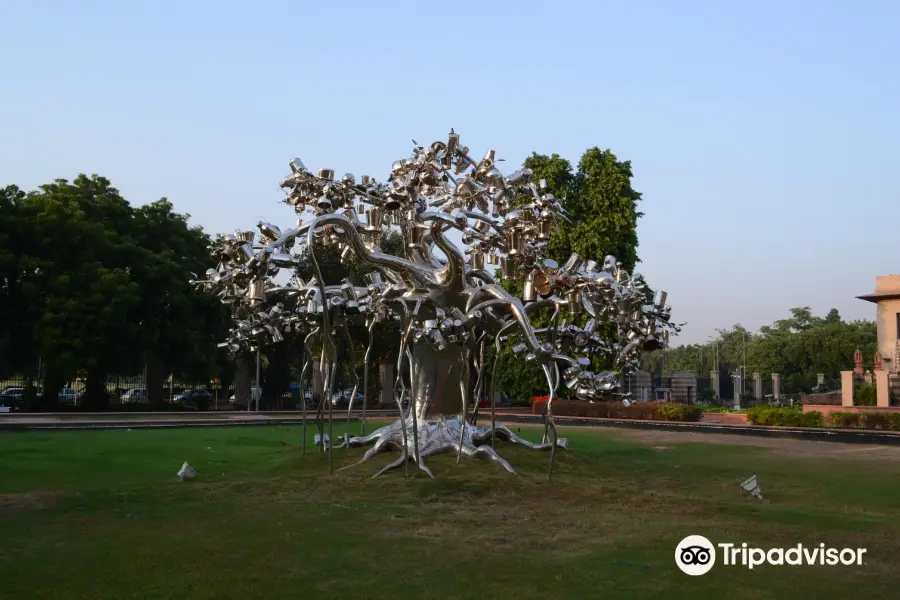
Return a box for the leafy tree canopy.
[0,175,229,409]
[643,307,877,394]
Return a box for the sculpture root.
[336,416,568,477]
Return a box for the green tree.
[747,317,875,392]
[279,231,406,406]
[493,147,645,401]
[511,149,643,272]
[566,149,643,272]
[21,176,145,409]
[0,186,33,381]
[130,199,231,406]
[654,307,877,396]
[512,153,576,263]
[766,306,824,334]
[4,175,228,410]
[644,343,711,377]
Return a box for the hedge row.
[532,400,702,422]
[696,406,746,414]
[747,406,900,431]
[533,402,900,431]
[745,406,823,427]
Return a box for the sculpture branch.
[196,129,680,479]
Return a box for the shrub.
[534,400,701,422]
[574,401,654,420]
[697,406,732,413]
[746,406,776,425]
[827,412,900,431]
[854,383,877,406]
[745,406,820,427]
[861,413,891,430]
[828,412,861,429]
[696,388,716,404]
[545,399,900,431]
[652,402,703,422]
[799,411,823,428]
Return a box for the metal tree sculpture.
[196,130,679,480]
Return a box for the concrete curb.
[1,420,341,431]
[0,411,397,431]
[0,410,398,419]
[495,414,900,445]
[4,411,900,445]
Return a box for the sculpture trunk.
[411,341,464,422]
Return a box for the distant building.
[857,274,900,372]
[657,372,698,403]
[624,370,652,401]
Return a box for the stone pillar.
[710,371,720,400]
[379,363,394,406]
[733,373,741,410]
[840,371,855,407]
[817,373,825,386]
[753,372,762,400]
[771,373,781,401]
[875,370,891,407]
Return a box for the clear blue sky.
[2,1,897,345]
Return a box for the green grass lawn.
[2,422,900,599]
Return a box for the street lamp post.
[707,335,720,401]
[742,330,747,397]
[708,337,719,374]
[255,347,261,412]
[732,371,742,410]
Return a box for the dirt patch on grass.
[0,491,58,514]
[599,428,900,461]
[355,447,689,558]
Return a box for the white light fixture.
[177,461,197,481]
[741,474,763,500]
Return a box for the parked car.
[328,390,364,409]
[0,386,40,408]
[229,387,261,407]
[58,387,82,406]
[120,387,148,403]
[0,386,25,403]
[330,395,350,409]
[173,389,212,410]
[0,386,24,411]
[297,391,318,410]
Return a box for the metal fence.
[0,373,238,409]
[4,367,842,410]
[0,366,352,411]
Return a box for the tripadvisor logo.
[675,535,867,575]
[675,535,716,576]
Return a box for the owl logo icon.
[675,535,716,576]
